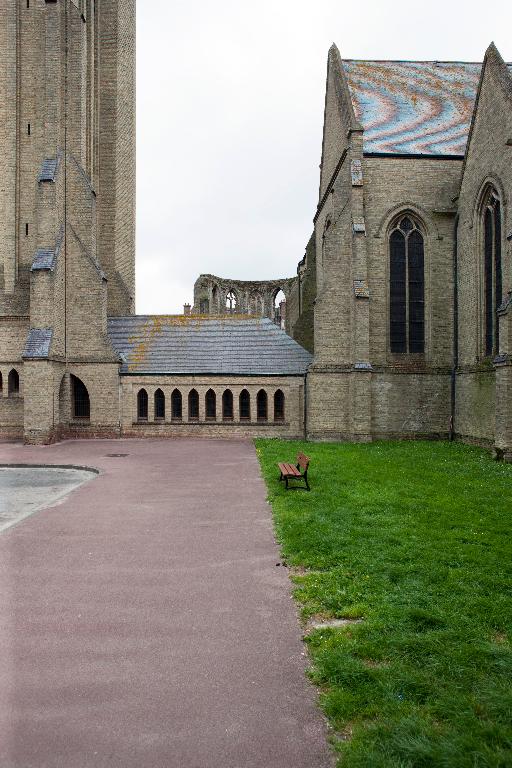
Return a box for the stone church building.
[0,3,510,459]
[284,43,512,459]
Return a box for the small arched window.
[155,388,165,420]
[274,389,285,421]
[257,390,268,421]
[239,389,250,421]
[71,375,90,420]
[188,389,199,420]
[226,290,237,313]
[389,215,425,354]
[8,369,20,396]
[222,389,233,420]
[482,188,502,356]
[171,389,182,420]
[137,388,148,421]
[205,389,216,420]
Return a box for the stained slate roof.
[23,328,53,359]
[341,60,511,156]
[32,248,57,271]
[38,156,60,182]
[107,316,312,375]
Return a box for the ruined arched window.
[257,390,268,421]
[482,188,503,356]
[155,388,166,420]
[389,215,425,353]
[188,389,199,420]
[274,389,285,421]
[8,369,20,396]
[226,290,237,313]
[171,389,182,420]
[239,389,250,421]
[249,292,264,316]
[199,299,209,314]
[211,286,219,312]
[205,389,216,420]
[137,388,148,421]
[222,390,233,420]
[71,375,90,420]
[273,290,286,329]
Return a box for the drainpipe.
[450,217,459,441]
[303,370,308,441]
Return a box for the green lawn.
[256,440,512,768]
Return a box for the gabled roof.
[340,59,511,156]
[107,316,312,376]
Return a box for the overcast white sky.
[136,0,512,314]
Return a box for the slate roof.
[107,316,313,375]
[23,328,53,359]
[38,156,60,182]
[32,248,57,271]
[341,60,512,156]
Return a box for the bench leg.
[285,477,289,490]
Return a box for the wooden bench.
[278,452,310,491]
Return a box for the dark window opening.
[188,389,199,420]
[25,223,29,237]
[205,389,216,420]
[483,190,502,357]
[222,390,233,420]
[71,375,90,420]
[171,389,182,420]
[389,216,424,354]
[274,389,285,421]
[257,390,268,421]
[137,388,148,421]
[28,123,31,135]
[0,372,3,394]
[8,369,20,396]
[155,388,165,420]
[239,389,250,420]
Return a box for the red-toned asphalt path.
[0,439,332,768]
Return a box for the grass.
[255,439,512,768]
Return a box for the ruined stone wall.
[192,274,297,328]
[290,233,316,353]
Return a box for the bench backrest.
[297,453,310,471]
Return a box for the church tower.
[0,0,136,443]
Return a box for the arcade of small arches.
[135,387,286,424]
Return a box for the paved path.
[0,439,331,768]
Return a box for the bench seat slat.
[278,462,301,477]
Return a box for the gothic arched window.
[172,389,183,421]
[137,388,148,421]
[225,290,237,313]
[188,389,199,420]
[482,189,502,356]
[205,389,216,420]
[257,390,268,421]
[8,369,20,396]
[222,390,233,420]
[155,388,166,420]
[389,215,425,354]
[239,389,250,421]
[274,389,285,421]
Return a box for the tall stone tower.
[0,0,136,443]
